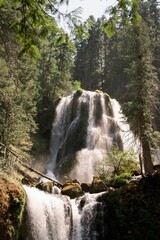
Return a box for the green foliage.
[71,80,82,92]
[74,18,95,42]
[110,172,132,188]
[0,0,80,56]
[103,0,142,38]
[95,146,139,187]
[73,16,107,91]
[122,22,159,174]
[0,0,75,153]
[36,39,75,138]
[0,55,39,148]
[103,20,117,39]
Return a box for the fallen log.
[0,142,63,188]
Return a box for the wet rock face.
[61,180,83,199]
[0,178,25,240]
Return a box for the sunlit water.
[47,91,136,182]
[23,186,106,240]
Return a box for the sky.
[60,0,117,21]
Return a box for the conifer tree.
[122,22,159,174]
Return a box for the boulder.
[81,182,91,192]
[61,180,83,199]
[21,177,30,185]
[36,181,53,193]
[89,176,108,193]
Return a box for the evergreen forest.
[0,0,159,157]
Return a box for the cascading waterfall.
[22,90,137,240]
[71,198,82,240]
[23,186,71,240]
[23,185,108,240]
[110,99,135,151]
[47,90,135,182]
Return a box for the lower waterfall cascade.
[23,186,111,240]
[22,90,137,240]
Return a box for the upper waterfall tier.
[47,90,135,182]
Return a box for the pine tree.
[0,2,39,148]
[73,16,107,91]
[122,22,159,174]
[36,36,74,136]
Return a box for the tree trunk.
[142,139,154,175]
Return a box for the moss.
[74,89,83,97]
[61,182,83,199]
[104,92,110,99]
[95,89,103,94]
[36,181,53,193]
[0,178,26,240]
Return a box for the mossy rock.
[89,176,108,193]
[0,178,26,240]
[73,89,83,97]
[95,89,103,94]
[61,180,83,199]
[36,181,53,193]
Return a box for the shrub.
[95,146,139,187]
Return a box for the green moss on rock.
[0,178,26,240]
[36,181,53,193]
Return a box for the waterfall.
[22,91,137,240]
[23,185,71,240]
[23,186,108,240]
[47,90,135,182]
[71,198,82,240]
[111,99,135,151]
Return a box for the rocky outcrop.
[97,173,160,240]
[0,178,26,240]
[62,177,108,198]
[61,179,83,199]
[89,176,108,193]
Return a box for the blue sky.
[61,0,117,20]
